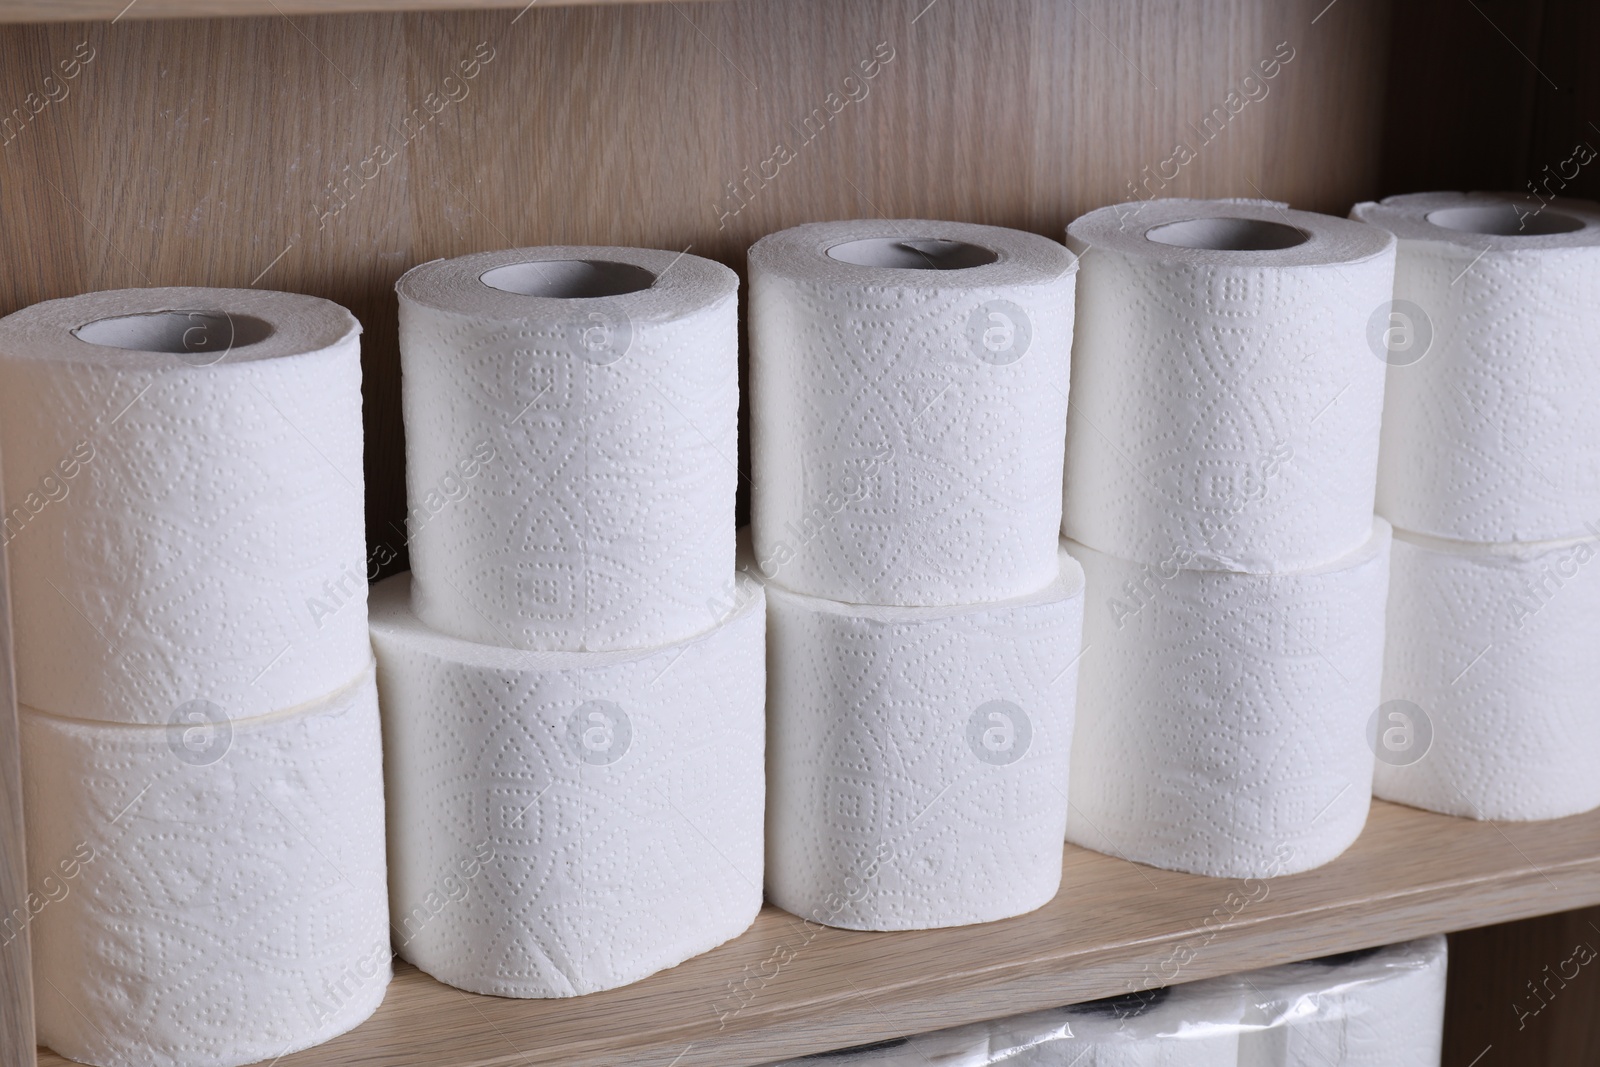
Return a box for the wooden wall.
[1380,0,1600,203]
[0,0,1391,561]
[4,0,1600,1063]
[0,520,30,1067]
[1447,907,1600,1066]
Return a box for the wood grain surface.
[0,6,1389,1065]
[1445,905,1600,1067]
[1377,0,1546,197]
[0,0,1391,568]
[10,1,1600,1064]
[30,799,1600,1067]
[0,490,33,1067]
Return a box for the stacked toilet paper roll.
[1235,937,1448,1066]
[397,247,738,652]
[1066,522,1391,878]
[379,246,764,996]
[1377,529,1600,820]
[22,668,390,1067]
[0,288,389,1067]
[1062,199,1396,877]
[749,219,1077,605]
[1352,192,1600,542]
[763,549,1085,930]
[0,288,371,721]
[370,574,764,996]
[1353,191,1600,821]
[1064,199,1393,573]
[750,220,1083,930]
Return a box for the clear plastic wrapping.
[764,937,1446,1066]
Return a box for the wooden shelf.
[0,0,680,23]
[37,799,1600,1067]
[9,0,1600,1061]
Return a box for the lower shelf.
[37,799,1600,1067]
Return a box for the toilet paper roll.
[368,571,765,997]
[764,548,1084,931]
[1063,199,1394,573]
[748,219,1077,606]
[1066,521,1392,878]
[758,984,1245,1066]
[396,246,738,652]
[1235,938,1447,1067]
[21,665,390,1067]
[0,288,369,724]
[1037,985,1245,1067]
[1374,529,1600,820]
[1352,192,1600,542]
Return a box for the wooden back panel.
[0,473,33,1067]
[0,0,1391,563]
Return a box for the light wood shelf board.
[37,799,1600,1067]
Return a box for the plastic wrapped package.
[1231,939,1448,1066]
[760,937,1446,1066]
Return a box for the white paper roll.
[1235,937,1448,1067]
[1063,198,1394,573]
[757,983,1245,1066]
[21,665,390,1067]
[1353,192,1600,542]
[764,549,1084,930]
[1040,985,1246,1067]
[396,247,738,652]
[1066,521,1391,878]
[756,940,1442,1067]
[749,219,1077,606]
[0,288,369,724]
[1374,529,1600,820]
[368,571,765,997]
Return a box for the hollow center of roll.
[1144,217,1309,250]
[1425,204,1585,236]
[73,311,275,354]
[479,260,657,298]
[824,237,1000,270]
